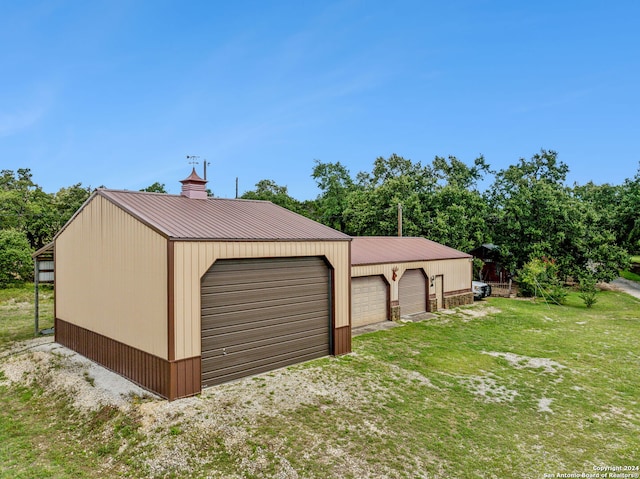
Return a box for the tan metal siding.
[201,257,330,386]
[351,257,472,305]
[173,240,350,360]
[351,276,389,327]
[55,195,168,358]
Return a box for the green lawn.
[0,284,53,346]
[622,270,640,282]
[1,285,639,478]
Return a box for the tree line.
[1,150,638,288]
[241,150,638,287]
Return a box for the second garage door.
[399,269,427,316]
[351,276,388,327]
[201,256,330,387]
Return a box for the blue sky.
[2,0,639,199]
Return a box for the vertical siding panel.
[56,195,168,359]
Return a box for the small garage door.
[352,276,388,327]
[399,269,427,316]
[201,256,330,387]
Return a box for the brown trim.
[330,263,336,354]
[56,318,169,398]
[169,356,201,400]
[167,240,175,362]
[444,288,473,296]
[55,318,201,400]
[436,274,444,310]
[170,237,352,243]
[348,243,352,329]
[53,243,57,339]
[333,325,351,355]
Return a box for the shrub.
[578,276,598,308]
[0,229,33,287]
[517,257,567,305]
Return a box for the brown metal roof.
[97,189,350,241]
[351,236,472,266]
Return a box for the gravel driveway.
[611,277,640,299]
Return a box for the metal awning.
[32,242,54,336]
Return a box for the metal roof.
[96,189,351,241]
[351,236,472,266]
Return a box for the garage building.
[54,170,351,400]
[351,237,473,326]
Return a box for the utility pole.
[235,177,239,199]
[202,159,211,180]
[398,203,403,237]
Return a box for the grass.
[0,284,54,346]
[1,284,639,478]
[621,270,640,282]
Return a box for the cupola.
[180,168,208,199]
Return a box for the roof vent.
[180,168,208,199]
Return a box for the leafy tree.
[0,229,33,287]
[343,154,435,237]
[53,184,92,227]
[617,167,640,252]
[0,168,36,232]
[572,181,621,238]
[432,154,491,190]
[241,179,304,214]
[426,185,489,252]
[140,182,167,193]
[311,160,354,231]
[24,187,57,249]
[426,155,491,251]
[488,150,627,282]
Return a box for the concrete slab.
[352,320,402,336]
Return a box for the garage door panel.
[202,298,328,329]
[201,256,330,387]
[351,276,388,327]
[202,274,326,294]
[202,316,328,349]
[202,329,328,362]
[202,310,326,337]
[201,285,327,310]
[399,269,427,315]
[205,260,326,282]
[202,345,327,386]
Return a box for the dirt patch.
[482,351,567,374]
[459,305,501,319]
[537,397,553,413]
[460,374,519,403]
[0,338,153,410]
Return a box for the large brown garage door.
[351,276,388,327]
[399,269,427,316]
[201,256,330,387]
